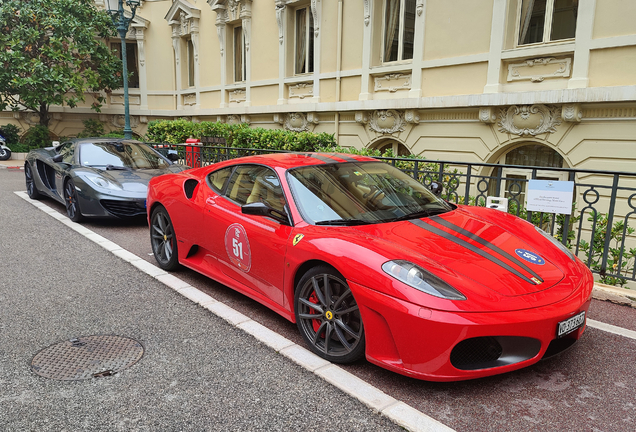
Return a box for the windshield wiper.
[314,218,373,226]
[105,164,130,170]
[390,207,449,222]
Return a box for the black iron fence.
[152,143,636,286]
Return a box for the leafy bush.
[77,119,105,138]
[1,123,21,146]
[580,213,636,287]
[146,119,337,151]
[21,125,52,150]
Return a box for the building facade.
[3,0,636,179]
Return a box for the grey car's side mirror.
[52,154,63,163]
[429,181,443,197]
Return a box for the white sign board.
[526,180,574,215]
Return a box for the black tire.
[25,163,43,200]
[294,266,365,363]
[150,206,180,271]
[0,147,10,161]
[63,178,83,222]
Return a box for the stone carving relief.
[416,0,424,16]
[479,107,497,124]
[507,57,572,83]
[561,104,582,123]
[288,83,314,99]
[274,113,317,132]
[166,1,201,64]
[275,2,286,44]
[112,115,140,129]
[183,93,197,106]
[498,105,562,136]
[355,111,369,125]
[209,0,253,51]
[404,110,420,124]
[229,89,247,104]
[363,0,370,26]
[374,73,411,93]
[369,110,406,135]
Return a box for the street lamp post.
[105,0,140,140]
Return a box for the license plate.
[557,311,586,338]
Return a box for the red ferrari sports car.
[147,152,593,381]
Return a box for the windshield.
[287,161,453,225]
[79,142,170,169]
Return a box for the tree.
[0,0,122,127]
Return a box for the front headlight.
[382,260,466,300]
[534,226,576,261]
[81,173,122,191]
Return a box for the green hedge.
[146,119,336,152]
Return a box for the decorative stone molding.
[289,82,314,99]
[369,110,406,135]
[583,108,636,119]
[273,113,285,125]
[507,57,572,83]
[210,1,252,53]
[306,112,320,125]
[311,0,320,37]
[217,116,227,123]
[498,105,562,136]
[275,3,286,44]
[479,107,497,124]
[404,110,420,124]
[561,104,583,123]
[99,114,110,123]
[374,73,411,93]
[416,0,424,16]
[283,113,313,132]
[227,114,241,124]
[139,116,148,124]
[110,94,141,105]
[363,0,370,26]
[113,115,139,129]
[355,111,369,125]
[52,113,64,121]
[183,93,197,106]
[229,89,247,104]
[166,1,201,64]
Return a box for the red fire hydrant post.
[185,138,202,168]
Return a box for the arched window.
[375,140,410,157]
[489,143,568,206]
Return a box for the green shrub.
[77,119,105,138]
[22,126,52,150]
[1,123,21,147]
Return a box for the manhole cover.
[30,335,144,380]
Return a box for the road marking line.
[15,190,453,432]
[587,319,636,340]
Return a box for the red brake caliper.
[308,292,322,333]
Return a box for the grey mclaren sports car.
[24,138,187,221]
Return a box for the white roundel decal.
[224,223,252,272]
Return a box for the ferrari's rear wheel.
[64,179,83,222]
[295,266,365,363]
[150,206,179,271]
[25,163,43,200]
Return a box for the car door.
[52,142,76,199]
[201,164,292,305]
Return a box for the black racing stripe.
[409,219,538,285]
[330,153,358,162]
[304,153,337,164]
[429,216,544,283]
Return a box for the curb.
[592,283,636,308]
[14,191,455,432]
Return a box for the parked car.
[146,152,593,381]
[25,138,186,221]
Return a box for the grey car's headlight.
[534,226,576,261]
[382,260,466,300]
[81,173,122,191]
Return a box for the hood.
[82,167,179,192]
[387,208,565,297]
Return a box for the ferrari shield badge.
[293,234,304,246]
[224,224,252,272]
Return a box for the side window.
[207,166,233,193]
[518,0,577,46]
[58,143,75,164]
[225,165,286,212]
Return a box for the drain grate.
[30,335,144,380]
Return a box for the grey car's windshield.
[287,161,453,225]
[79,142,170,169]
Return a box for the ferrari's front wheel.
[150,206,179,271]
[63,179,83,222]
[295,266,365,363]
[25,163,43,200]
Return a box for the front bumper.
[74,179,147,218]
[350,268,594,382]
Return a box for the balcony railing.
[151,143,636,286]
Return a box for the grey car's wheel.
[295,266,365,363]
[150,206,179,271]
[63,179,83,222]
[0,147,10,161]
[25,163,43,200]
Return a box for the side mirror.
[429,181,443,197]
[52,154,63,163]
[167,152,179,162]
[241,202,290,225]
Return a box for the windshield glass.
[79,142,170,169]
[287,161,453,225]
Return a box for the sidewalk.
[0,156,24,169]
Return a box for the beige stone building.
[3,0,636,178]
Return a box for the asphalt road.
[0,168,403,431]
[3,167,636,431]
